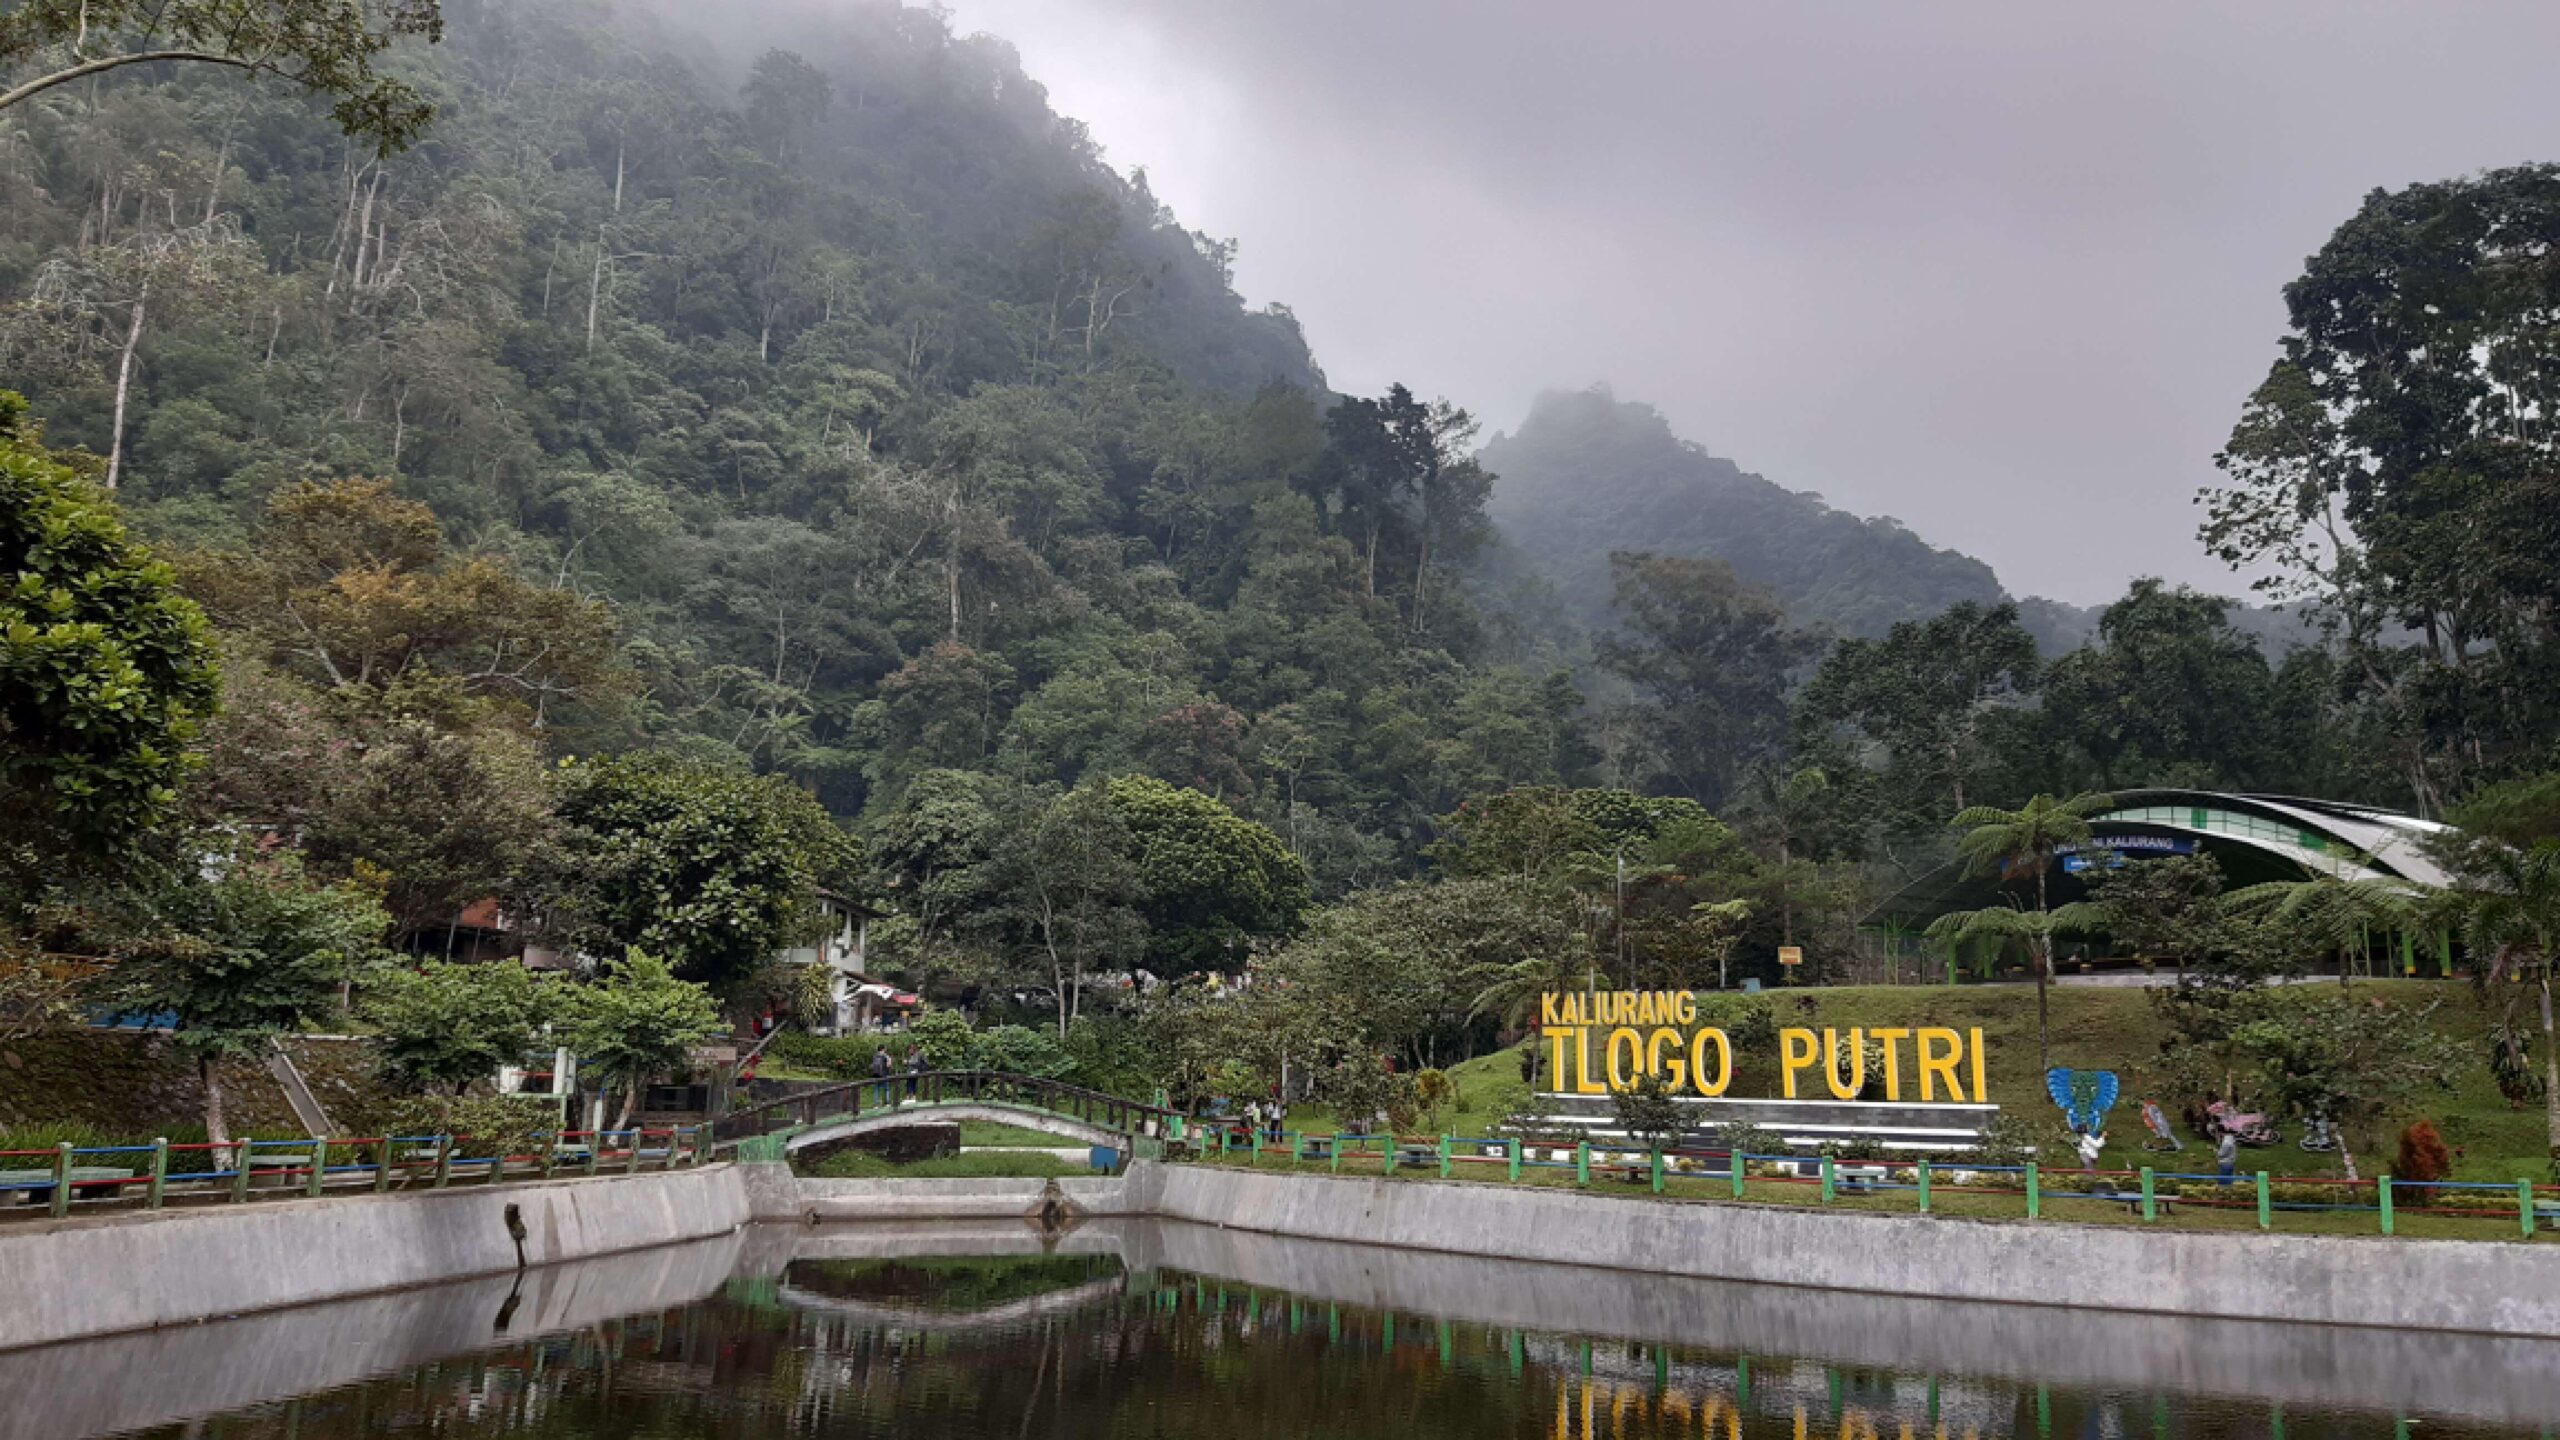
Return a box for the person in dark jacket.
[904,1045,927,1101]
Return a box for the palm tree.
[2222,868,2420,989]
[2439,841,2560,1167]
[1925,900,2110,1072]
[1945,792,2115,1071]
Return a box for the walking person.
[2216,1126,2239,1186]
[868,1045,893,1103]
[904,1045,926,1102]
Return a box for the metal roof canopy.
[1862,788,2452,934]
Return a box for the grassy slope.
[1297,983,2547,1184]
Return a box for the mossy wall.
[0,1031,405,1141]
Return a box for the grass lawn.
[798,1148,1092,1180]
[1283,982,2554,1185]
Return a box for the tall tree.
[1942,791,2116,1071]
[1598,552,1814,809]
[2206,166,2560,811]
[0,0,444,153]
[551,754,859,990]
[983,783,1147,1037]
[1796,600,2040,829]
[114,850,392,1158]
[0,393,218,881]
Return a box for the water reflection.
[10,1219,2553,1439]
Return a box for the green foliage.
[0,0,445,154]
[363,960,559,1094]
[1796,600,2041,835]
[553,753,859,989]
[1596,551,1815,809]
[116,848,393,1062]
[0,393,218,873]
[1693,993,1779,1052]
[905,1008,977,1070]
[562,950,723,1101]
[1610,1069,1686,1153]
[1102,775,1307,973]
[2224,993,2463,1177]
[2207,166,2560,807]
[972,1023,1071,1080]
[765,1029,890,1080]
[378,1093,558,1160]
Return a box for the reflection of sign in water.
[2046,1067,2120,1135]
[1541,991,1990,1101]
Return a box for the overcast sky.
[943,1,2560,603]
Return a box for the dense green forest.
[11,0,2560,1154]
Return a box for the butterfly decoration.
[2045,1067,2121,1135]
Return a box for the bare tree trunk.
[612,138,626,215]
[105,287,146,489]
[585,237,606,352]
[2034,868,2052,1074]
[200,1056,235,1170]
[2541,971,2559,1167]
[613,1075,642,1132]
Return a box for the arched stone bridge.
[713,1071,1186,1161]
[781,1101,1121,1156]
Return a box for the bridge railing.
[711,1070,1187,1145]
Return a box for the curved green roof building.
[1865,789,2454,976]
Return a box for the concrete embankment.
[0,1164,751,1352]
[1118,1162,2560,1338]
[0,1230,743,1440]
[741,1160,1135,1222]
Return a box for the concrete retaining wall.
[743,1162,1134,1223]
[1125,1163,2560,1337]
[0,1164,752,1352]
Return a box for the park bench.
[1296,1136,1332,1162]
[2090,1179,2176,1217]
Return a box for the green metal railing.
[0,1125,707,1222]
[1180,1129,2560,1242]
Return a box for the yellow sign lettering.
[1779,1027,1819,1099]
[1645,1027,1687,1090]
[1869,1027,1910,1101]
[1604,1027,1643,1091]
[1690,1027,1732,1096]
[1916,1027,1965,1102]
[1823,1027,1866,1101]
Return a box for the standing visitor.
[905,1045,926,1101]
[2216,1126,2239,1185]
[868,1045,892,1099]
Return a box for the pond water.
[7,1218,2557,1439]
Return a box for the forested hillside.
[1480,387,2007,641]
[0,0,1590,891]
